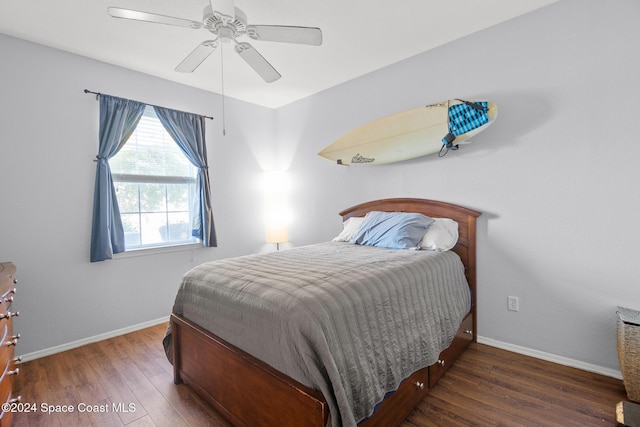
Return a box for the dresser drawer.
[0,288,16,316]
[0,264,16,298]
[0,364,13,414]
[0,327,11,374]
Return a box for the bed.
[163,198,480,427]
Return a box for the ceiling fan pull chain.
[220,42,227,136]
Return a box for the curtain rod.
[83,89,214,120]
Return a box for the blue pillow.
[350,211,435,249]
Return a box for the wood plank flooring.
[12,323,627,426]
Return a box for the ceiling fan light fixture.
[218,27,234,42]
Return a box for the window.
[90,94,215,262]
[110,106,199,250]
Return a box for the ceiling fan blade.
[107,7,202,29]
[175,40,219,73]
[248,25,322,46]
[235,42,281,83]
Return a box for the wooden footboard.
[171,314,328,427]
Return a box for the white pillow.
[332,217,365,242]
[420,218,459,251]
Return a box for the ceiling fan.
[107,0,323,83]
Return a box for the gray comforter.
[163,242,471,427]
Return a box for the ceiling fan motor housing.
[203,5,248,42]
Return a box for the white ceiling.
[0,0,557,109]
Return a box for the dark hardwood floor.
[12,323,627,426]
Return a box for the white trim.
[478,335,622,380]
[114,242,201,259]
[18,316,170,363]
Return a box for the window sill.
[114,242,203,259]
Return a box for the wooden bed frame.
[170,198,481,427]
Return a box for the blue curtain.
[90,95,145,262]
[154,106,217,247]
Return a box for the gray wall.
[276,0,640,375]
[1,0,639,376]
[0,34,276,355]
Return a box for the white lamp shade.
[266,224,288,244]
[263,170,290,245]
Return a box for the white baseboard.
[19,316,170,363]
[478,335,622,380]
[17,321,624,381]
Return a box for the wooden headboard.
[339,198,481,341]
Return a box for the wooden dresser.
[0,262,20,426]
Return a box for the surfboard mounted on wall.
[318,99,498,165]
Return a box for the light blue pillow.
[350,211,435,249]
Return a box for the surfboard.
[318,99,497,165]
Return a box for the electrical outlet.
[507,296,519,312]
